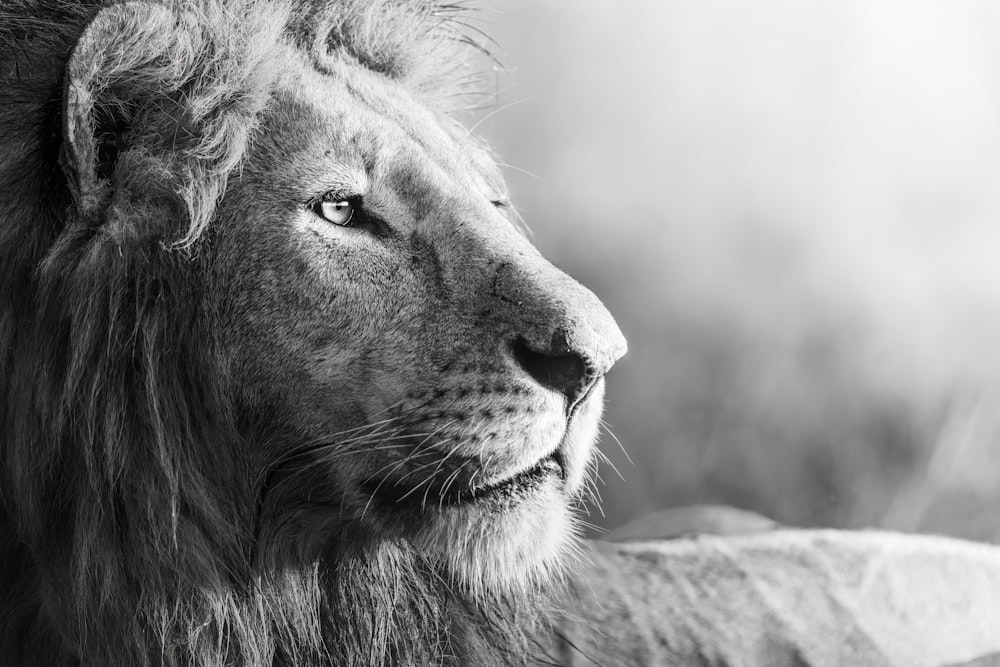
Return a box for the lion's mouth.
[364,451,565,510]
[466,453,564,503]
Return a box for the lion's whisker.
[357,426,450,490]
[423,431,468,483]
[388,444,456,487]
[359,429,459,521]
[599,419,633,466]
[577,458,606,518]
[255,424,435,514]
[436,466,467,511]
[296,413,406,450]
[432,446,472,511]
[254,417,408,488]
[381,420,460,485]
[392,463,449,506]
[267,421,422,483]
[362,444,445,489]
[311,433,432,463]
[577,520,606,535]
[592,447,626,483]
[482,451,497,478]
[463,95,535,138]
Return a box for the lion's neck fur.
[1,500,556,667]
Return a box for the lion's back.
[555,532,1000,666]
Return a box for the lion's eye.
[315,199,355,226]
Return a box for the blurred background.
[472,0,1000,540]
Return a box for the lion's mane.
[0,2,554,665]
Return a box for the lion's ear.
[61,2,181,217]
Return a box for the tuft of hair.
[0,2,536,667]
[299,0,497,110]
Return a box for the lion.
[4,1,1000,666]
[1,0,623,664]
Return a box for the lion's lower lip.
[366,453,564,509]
[468,454,563,502]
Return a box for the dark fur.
[0,2,555,665]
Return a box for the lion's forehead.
[245,59,501,217]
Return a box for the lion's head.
[0,1,625,665]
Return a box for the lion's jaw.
[410,384,608,596]
[218,56,626,596]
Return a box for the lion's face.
[212,54,626,590]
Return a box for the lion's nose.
[466,234,627,410]
[496,260,628,414]
[512,333,594,413]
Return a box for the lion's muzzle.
[487,249,628,414]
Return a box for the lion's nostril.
[511,337,591,409]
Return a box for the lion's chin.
[413,479,578,598]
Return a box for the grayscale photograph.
[2,1,999,665]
